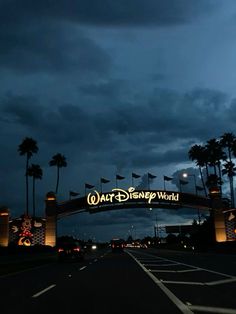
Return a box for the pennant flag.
[179,179,188,185]
[85,183,95,189]
[148,173,156,179]
[132,172,141,178]
[196,185,204,191]
[69,191,80,197]
[116,174,125,180]
[164,175,173,181]
[100,178,110,184]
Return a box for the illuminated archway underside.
[56,187,213,219]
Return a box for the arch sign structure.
[43,186,229,247]
[0,187,230,247]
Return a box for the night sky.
[1,0,236,242]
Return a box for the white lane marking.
[143,263,178,267]
[186,302,192,306]
[189,305,236,314]
[79,266,87,271]
[127,251,194,314]
[206,278,236,286]
[94,259,98,262]
[131,250,236,279]
[151,268,201,273]
[162,280,204,286]
[32,284,56,298]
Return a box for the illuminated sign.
[87,187,179,206]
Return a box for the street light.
[182,173,197,194]
[182,172,201,225]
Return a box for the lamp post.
[183,172,201,225]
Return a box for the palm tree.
[27,164,43,217]
[220,132,236,162]
[18,137,38,216]
[222,161,236,208]
[188,144,208,196]
[206,138,226,194]
[49,153,67,194]
[220,132,236,207]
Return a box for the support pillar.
[45,192,57,247]
[211,198,227,242]
[0,207,10,247]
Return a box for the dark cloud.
[0,86,233,174]
[0,0,217,27]
[78,79,127,99]
[0,20,111,74]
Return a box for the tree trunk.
[26,156,29,216]
[33,177,35,217]
[55,166,60,194]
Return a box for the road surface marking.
[131,250,236,279]
[162,280,204,285]
[206,278,236,286]
[127,251,194,314]
[143,263,178,267]
[151,268,201,273]
[79,266,87,271]
[32,284,56,298]
[189,305,236,313]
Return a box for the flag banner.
[196,185,204,191]
[101,178,110,184]
[116,174,125,180]
[132,172,141,178]
[69,191,80,197]
[85,183,95,189]
[148,173,156,179]
[164,175,173,181]
[179,179,188,185]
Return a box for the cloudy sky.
[1,0,236,242]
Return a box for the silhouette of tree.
[27,164,43,217]
[188,144,208,196]
[220,132,236,207]
[49,153,67,194]
[222,161,236,208]
[18,137,38,216]
[206,138,226,195]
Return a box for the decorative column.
[210,186,227,242]
[0,207,10,247]
[45,192,57,247]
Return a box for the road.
[1,248,236,314]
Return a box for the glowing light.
[87,187,179,206]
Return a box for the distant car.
[57,239,85,261]
[111,239,124,252]
[83,242,98,253]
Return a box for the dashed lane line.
[79,266,87,271]
[32,284,56,298]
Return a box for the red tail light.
[58,248,64,252]
[73,247,80,252]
